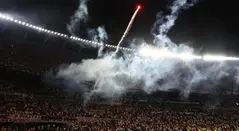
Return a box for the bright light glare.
[138,46,200,61]
[177,53,202,61]
[138,46,239,62]
[203,55,239,61]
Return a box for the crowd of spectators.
[0,93,239,130]
[0,68,239,130]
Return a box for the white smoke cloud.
[56,0,239,101]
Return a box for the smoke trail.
[56,0,239,103]
[152,0,198,36]
[116,6,141,53]
[67,0,88,36]
[67,0,108,51]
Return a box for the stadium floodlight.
[1,15,6,19]
[6,17,13,21]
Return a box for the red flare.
[136,4,142,10]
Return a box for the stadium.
[0,0,239,130]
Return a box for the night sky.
[0,0,239,55]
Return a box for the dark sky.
[0,0,239,54]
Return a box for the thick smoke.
[57,0,239,101]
